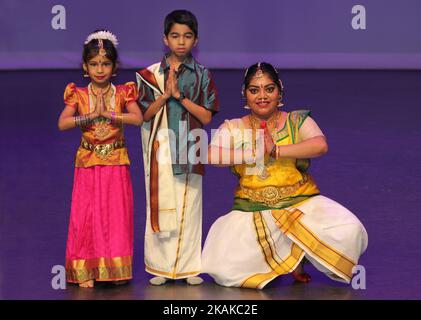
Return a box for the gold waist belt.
[80,139,125,160]
[240,174,308,207]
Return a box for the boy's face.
[164,23,197,58]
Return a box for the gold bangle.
[111,112,123,126]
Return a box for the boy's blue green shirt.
[138,53,219,176]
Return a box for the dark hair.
[243,62,284,98]
[82,29,119,68]
[164,10,198,37]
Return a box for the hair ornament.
[84,30,119,47]
[97,39,106,56]
[255,62,263,78]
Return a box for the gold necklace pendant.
[258,166,270,180]
[249,110,279,131]
[90,85,113,140]
[93,117,111,139]
[248,111,280,180]
[94,123,111,139]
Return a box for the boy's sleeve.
[200,68,219,114]
[136,72,156,114]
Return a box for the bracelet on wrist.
[270,145,276,158]
[111,111,123,126]
[176,92,186,101]
[74,114,92,127]
[274,145,281,159]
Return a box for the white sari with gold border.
[202,115,368,288]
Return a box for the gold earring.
[241,89,249,109]
[277,96,284,107]
[83,72,89,78]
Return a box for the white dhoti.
[145,173,202,279]
[137,64,203,279]
[202,195,368,289]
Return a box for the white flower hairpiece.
[84,30,119,47]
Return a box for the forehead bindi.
[89,55,112,63]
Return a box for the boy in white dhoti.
[136,10,219,286]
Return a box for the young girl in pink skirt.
[58,30,143,288]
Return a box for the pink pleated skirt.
[65,165,133,283]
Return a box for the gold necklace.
[89,83,113,111]
[248,110,280,134]
[247,110,280,180]
[90,83,111,96]
[89,83,113,139]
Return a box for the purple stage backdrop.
[0,0,420,69]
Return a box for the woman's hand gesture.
[263,125,275,156]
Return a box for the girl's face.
[245,73,280,119]
[83,54,114,85]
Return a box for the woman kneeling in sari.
[202,62,368,289]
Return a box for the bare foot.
[291,260,311,283]
[79,280,94,288]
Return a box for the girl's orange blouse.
[63,82,138,168]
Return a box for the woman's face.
[245,72,280,119]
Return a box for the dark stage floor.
[1,69,420,300]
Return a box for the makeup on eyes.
[248,84,276,94]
